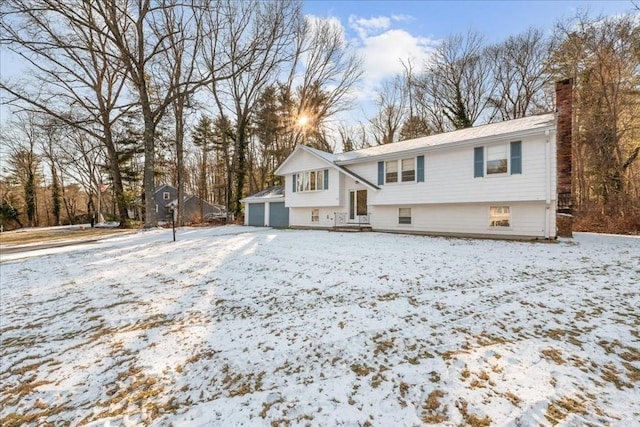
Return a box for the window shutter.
[292,174,297,192]
[417,155,425,182]
[474,147,484,178]
[324,169,329,189]
[510,141,522,174]
[378,161,384,185]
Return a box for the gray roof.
[333,113,556,163]
[242,185,285,201]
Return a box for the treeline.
[1,2,638,233]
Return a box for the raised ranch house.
[244,80,573,239]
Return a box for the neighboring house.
[153,184,227,222]
[241,186,289,228]
[270,80,573,239]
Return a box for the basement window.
[311,209,319,223]
[399,208,412,225]
[489,206,510,227]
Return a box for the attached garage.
[241,186,288,228]
[247,202,265,226]
[269,202,289,228]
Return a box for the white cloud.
[345,15,437,105]
[360,29,432,83]
[302,13,438,128]
[348,15,391,39]
[390,14,414,23]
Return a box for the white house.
[256,80,574,240]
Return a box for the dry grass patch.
[377,292,399,301]
[544,395,587,425]
[372,333,395,356]
[0,375,51,407]
[0,227,133,245]
[460,367,471,381]
[222,368,265,397]
[421,389,448,424]
[350,363,375,377]
[503,391,521,407]
[260,396,285,419]
[622,361,640,382]
[474,331,509,347]
[79,366,174,425]
[541,348,565,365]
[456,398,491,427]
[600,363,632,389]
[1,402,71,427]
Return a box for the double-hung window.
[401,158,415,182]
[311,208,319,222]
[385,158,415,183]
[385,161,398,183]
[486,145,508,174]
[379,156,424,185]
[474,141,522,177]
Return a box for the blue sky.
[305,1,635,44]
[303,1,637,106]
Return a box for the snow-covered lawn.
[1,226,638,426]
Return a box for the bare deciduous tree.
[92,0,219,227]
[416,31,496,130]
[208,0,303,215]
[0,0,134,223]
[2,113,42,227]
[291,16,363,151]
[369,75,408,145]
[487,27,553,120]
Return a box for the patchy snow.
[1,226,639,426]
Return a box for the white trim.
[241,195,285,203]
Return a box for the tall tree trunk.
[102,123,130,224]
[233,121,248,215]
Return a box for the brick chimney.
[555,78,573,238]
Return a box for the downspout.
[544,129,551,239]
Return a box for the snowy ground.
[1,226,638,426]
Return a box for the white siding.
[277,149,329,174]
[344,133,555,206]
[289,207,344,228]
[345,162,377,186]
[370,202,553,238]
[284,168,341,207]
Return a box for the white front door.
[349,189,368,223]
